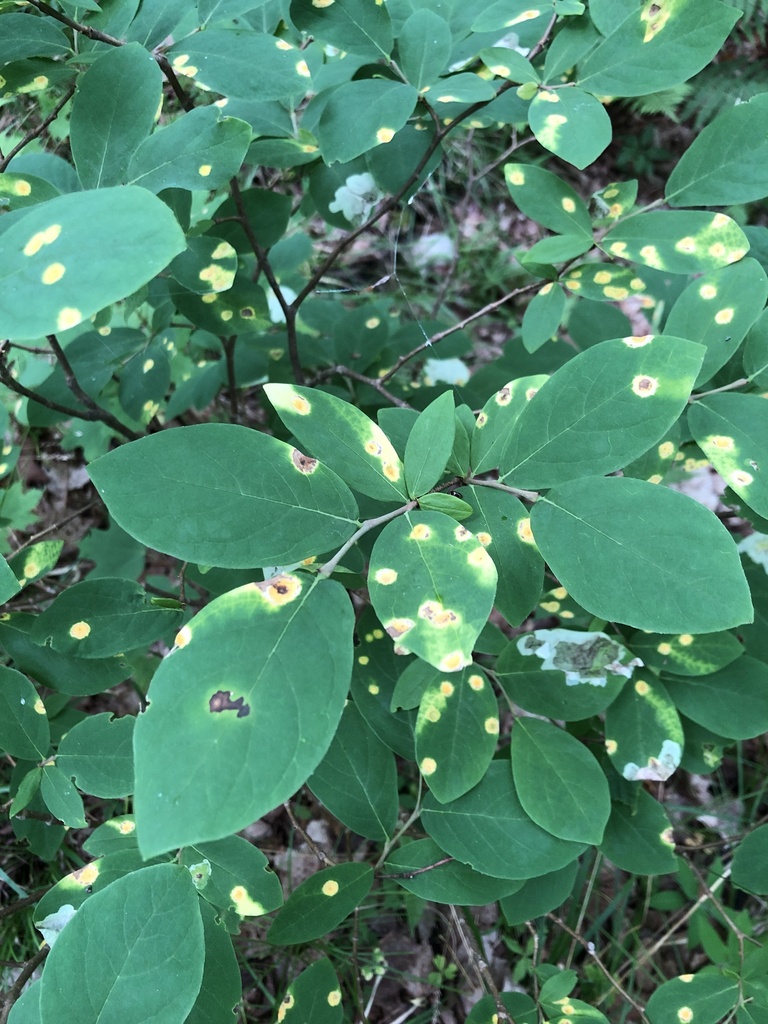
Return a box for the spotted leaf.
[291,0,393,59]
[272,958,343,1024]
[471,0,548,32]
[169,235,238,295]
[689,394,768,520]
[505,163,592,237]
[0,666,50,761]
[316,79,418,165]
[577,0,740,98]
[604,677,683,783]
[179,835,282,922]
[89,424,359,568]
[415,666,499,803]
[522,282,566,353]
[528,86,612,169]
[470,374,549,475]
[663,657,768,740]
[170,271,269,336]
[666,259,768,385]
[0,171,60,211]
[168,30,309,101]
[384,838,522,905]
[627,629,743,677]
[421,762,585,881]
[531,476,753,632]
[499,335,704,489]
[266,863,372,946]
[265,383,407,503]
[562,263,648,303]
[0,186,184,340]
[134,577,353,858]
[126,106,252,193]
[601,210,749,275]
[646,974,739,1024]
[30,578,182,659]
[511,718,611,844]
[599,788,677,875]
[368,511,497,673]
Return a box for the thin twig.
[25,0,123,45]
[0,85,76,173]
[466,476,539,504]
[380,857,454,880]
[0,888,51,922]
[0,945,49,1024]
[310,365,413,409]
[319,501,417,578]
[282,801,334,867]
[689,378,748,401]
[449,907,515,1024]
[11,500,97,557]
[220,336,239,422]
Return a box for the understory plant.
[2,1,768,1022]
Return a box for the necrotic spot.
[291,448,318,474]
[209,690,251,718]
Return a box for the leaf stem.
[466,476,539,504]
[309,365,413,409]
[319,500,417,578]
[0,85,76,173]
[689,377,749,401]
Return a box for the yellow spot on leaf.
[220,309,233,321]
[74,863,99,886]
[373,628,384,640]
[605,739,617,755]
[358,655,369,666]
[69,621,91,640]
[256,573,302,606]
[648,474,662,484]
[635,679,650,695]
[709,242,726,258]
[508,169,525,186]
[630,277,646,290]
[525,387,539,400]
[468,674,484,691]
[712,213,730,229]
[366,317,380,329]
[632,375,659,397]
[277,993,295,1023]
[375,568,397,585]
[678,634,694,647]
[198,164,212,177]
[560,610,575,619]
[604,286,629,300]
[410,523,431,541]
[540,282,554,296]
[98,326,111,336]
[211,241,235,260]
[485,717,499,735]
[561,197,576,213]
[517,518,534,544]
[14,180,32,196]
[495,386,511,406]
[680,975,694,983]
[199,264,235,291]
[118,819,136,834]
[639,244,662,267]
[658,441,675,459]
[440,681,455,697]
[476,411,488,427]
[609,241,627,256]
[714,308,734,325]
[386,618,415,641]
[24,223,61,256]
[566,279,581,290]
[603,188,619,199]
[34,698,45,715]
[376,127,396,144]
[383,462,400,481]
[230,885,265,916]
[296,60,310,77]
[201,292,218,304]
[699,284,717,299]
[609,203,624,217]
[468,546,493,569]
[539,90,560,103]
[425,706,441,722]
[368,683,380,695]
[594,270,611,285]
[56,307,82,332]
[420,757,437,776]
[541,601,560,613]
[328,991,342,1007]
[477,532,492,547]
[439,651,468,672]
[290,395,311,415]
[708,435,734,451]
[454,525,471,541]
[23,561,39,579]
[322,879,340,896]
[732,470,753,486]
[175,625,192,648]
[677,1009,693,1024]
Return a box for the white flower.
[328,173,383,223]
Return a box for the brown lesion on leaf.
[291,448,318,474]
[254,573,302,606]
[418,600,459,628]
[209,690,251,718]
[385,617,415,640]
[495,386,511,406]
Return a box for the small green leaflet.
[522,283,566,352]
[500,335,704,489]
[179,835,283,921]
[56,714,134,799]
[169,236,238,295]
[89,424,359,569]
[689,394,768,520]
[133,577,354,858]
[273,958,343,1024]
[563,263,647,302]
[604,676,683,782]
[398,9,452,90]
[0,12,70,62]
[505,163,592,237]
[0,666,50,760]
[528,87,612,169]
[0,555,22,604]
[404,390,455,497]
[0,187,185,340]
[368,511,497,673]
[267,863,373,945]
[599,789,677,875]
[41,765,86,828]
[265,383,407,502]
[472,0,547,32]
[601,211,749,275]
[531,475,753,632]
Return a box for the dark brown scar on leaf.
[291,449,318,473]
[209,690,251,718]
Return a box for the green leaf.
[40,764,86,828]
[39,865,204,1024]
[265,383,407,502]
[70,43,162,190]
[689,394,768,520]
[601,211,749,275]
[213,187,292,251]
[179,835,283,920]
[499,860,580,925]
[524,233,592,265]
[472,0,548,32]
[126,107,252,193]
[350,619,417,761]
[663,657,768,740]
[368,511,497,673]
[522,283,566,353]
[30,578,182,658]
[500,335,704,489]
[531,476,753,632]
[604,676,683,782]
[563,263,648,302]
[125,0,188,49]
[0,186,185,340]
[170,272,269,337]
[666,259,768,385]
[291,0,393,59]
[168,31,309,101]
[466,994,538,1024]
[646,974,739,1024]
[497,629,630,720]
[744,308,768,388]
[599,788,677,875]
[404,391,455,497]
[169,236,238,295]
[6,981,39,1024]
[511,718,610,844]
[89,424,359,569]
[267,863,373,945]
[576,0,740,98]
[274,958,343,1024]
[0,555,22,604]
[423,73,496,106]
[505,163,592,237]
[316,80,418,164]
[0,171,61,212]
[627,630,743,677]
[186,901,242,1024]
[471,375,548,475]
[732,825,768,895]
[415,666,498,803]
[398,9,452,90]
[421,762,585,881]
[0,666,49,759]
[528,86,611,169]
[134,577,353,857]
[666,94,768,207]
[83,816,138,857]
[308,702,399,841]
[588,0,637,35]
[463,487,544,628]
[10,767,42,818]
[9,540,63,591]
[481,48,540,84]
[56,714,134,798]
[417,492,474,520]
[384,838,523,905]
[0,12,70,62]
